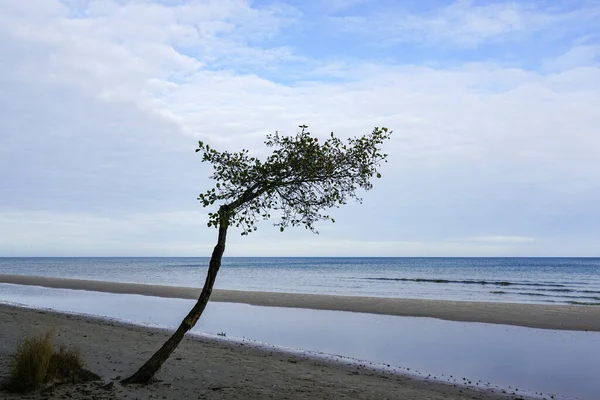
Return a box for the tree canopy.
[196,125,391,234]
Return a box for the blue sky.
[0,0,599,256]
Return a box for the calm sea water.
[3,284,599,400]
[1,257,600,305]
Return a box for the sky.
[0,0,599,257]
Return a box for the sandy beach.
[1,274,599,331]
[0,303,531,400]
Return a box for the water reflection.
[1,283,598,399]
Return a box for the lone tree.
[121,125,391,384]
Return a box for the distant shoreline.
[2,256,599,258]
[2,273,599,332]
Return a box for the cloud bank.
[0,0,599,256]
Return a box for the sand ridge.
[1,273,599,331]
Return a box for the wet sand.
[0,304,526,399]
[1,273,599,331]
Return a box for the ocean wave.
[491,290,600,301]
[565,301,600,306]
[539,299,600,306]
[530,288,600,295]
[356,277,567,288]
[517,292,600,300]
[163,264,204,268]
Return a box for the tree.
[121,125,391,384]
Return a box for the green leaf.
[197,125,390,236]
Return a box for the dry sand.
[1,274,599,331]
[0,304,528,400]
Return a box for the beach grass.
[5,331,99,392]
[7,332,54,392]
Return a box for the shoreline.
[0,303,528,399]
[1,273,600,331]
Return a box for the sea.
[2,257,600,399]
[1,257,600,306]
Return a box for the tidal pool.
[1,283,598,399]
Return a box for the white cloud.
[321,0,371,13]
[0,210,543,256]
[329,0,599,47]
[0,210,213,256]
[468,236,535,243]
[0,1,599,256]
[405,0,556,46]
[543,45,600,71]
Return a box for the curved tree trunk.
[121,208,229,385]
